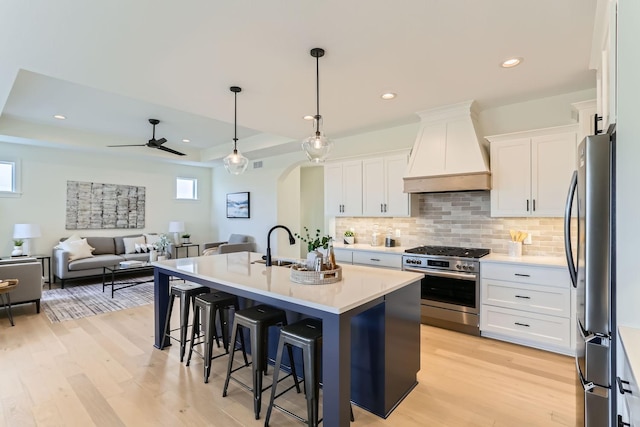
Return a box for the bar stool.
[0,279,19,327]
[264,318,354,427]
[186,291,247,383]
[223,304,300,420]
[162,282,210,362]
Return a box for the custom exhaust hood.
[403,100,491,193]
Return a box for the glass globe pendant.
[302,48,333,163]
[224,86,249,175]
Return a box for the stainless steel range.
[402,245,490,335]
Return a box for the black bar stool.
[162,282,209,362]
[186,291,247,383]
[223,304,300,420]
[264,318,354,427]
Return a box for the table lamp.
[13,223,42,256]
[168,221,185,245]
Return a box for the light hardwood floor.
[1,303,577,426]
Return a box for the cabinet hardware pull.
[617,377,632,394]
[370,258,381,262]
[515,295,531,299]
[384,203,387,212]
[514,322,530,327]
[594,114,603,135]
[618,414,630,427]
[526,199,529,211]
[533,199,536,211]
[381,203,384,212]
[514,273,531,277]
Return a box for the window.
[0,159,21,197]
[176,177,197,200]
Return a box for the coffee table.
[103,262,154,298]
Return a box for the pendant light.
[223,86,249,175]
[302,48,333,163]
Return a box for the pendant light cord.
[233,90,238,151]
[315,53,321,134]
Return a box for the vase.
[11,246,23,256]
[149,250,158,262]
[344,236,355,245]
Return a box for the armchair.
[202,234,255,255]
[0,257,43,313]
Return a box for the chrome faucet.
[266,225,296,267]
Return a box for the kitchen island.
[153,251,423,427]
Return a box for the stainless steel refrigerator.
[564,128,616,427]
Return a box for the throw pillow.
[60,238,95,261]
[54,233,83,249]
[134,243,147,253]
[123,236,146,254]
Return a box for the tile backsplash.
[335,191,569,257]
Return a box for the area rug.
[41,276,155,323]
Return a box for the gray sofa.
[53,234,172,288]
[0,257,43,313]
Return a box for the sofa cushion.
[123,253,152,262]
[228,234,249,244]
[60,238,95,261]
[123,236,145,254]
[85,237,115,255]
[144,233,161,246]
[115,234,143,255]
[68,254,123,271]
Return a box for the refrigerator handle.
[564,170,578,288]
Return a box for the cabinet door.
[490,138,531,216]
[384,154,410,216]
[531,132,576,216]
[341,160,363,216]
[324,162,344,216]
[362,158,385,216]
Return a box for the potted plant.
[343,230,355,245]
[11,239,24,256]
[155,234,172,260]
[295,227,331,253]
[181,233,191,244]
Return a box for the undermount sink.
[252,258,295,267]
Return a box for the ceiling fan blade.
[155,137,167,145]
[157,145,186,156]
[108,144,147,147]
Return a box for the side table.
[0,278,19,326]
[173,243,200,259]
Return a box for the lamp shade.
[13,223,41,239]
[168,221,185,233]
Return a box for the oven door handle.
[403,267,477,281]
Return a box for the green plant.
[181,233,191,239]
[295,227,331,252]
[156,234,171,253]
[13,239,24,246]
[344,230,355,237]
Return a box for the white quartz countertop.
[333,242,408,254]
[153,252,423,314]
[620,326,640,380]
[481,253,568,268]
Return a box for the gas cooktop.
[404,245,491,259]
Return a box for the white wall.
[616,0,640,328]
[212,150,308,255]
[300,166,324,258]
[0,142,212,256]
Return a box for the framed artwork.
[226,192,250,218]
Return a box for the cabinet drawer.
[481,262,569,288]
[482,279,570,317]
[480,305,570,348]
[352,251,401,269]
[334,248,353,264]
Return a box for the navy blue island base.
[152,253,422,427]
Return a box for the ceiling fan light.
[224,149,249,175]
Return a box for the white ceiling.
[0,0,598,166]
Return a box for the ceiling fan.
[108,118,186,156]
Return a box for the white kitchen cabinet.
[591,0,617,133]
[352,251,402,270]
[334,247,353,264]
[619,327,640,426]
[480,259,574,355]
[362,153,410,217]
[324,160,362,216]
[487,125,577,217]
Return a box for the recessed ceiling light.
[53,114,66,120]
[501,57,523,68]
[182,139,190,143]
[303,115,314,120]
[381,92,397,100]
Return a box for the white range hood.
[403,100,491,193]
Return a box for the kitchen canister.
[508,241,522,257]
